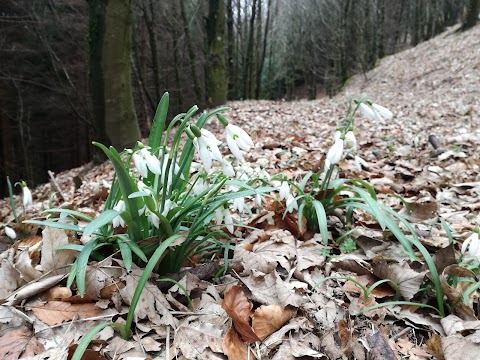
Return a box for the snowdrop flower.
[112,200,126,228]
[226,124,254,160]
[193,177,207,195]
[5,226,16,240]
[359,102,393,122]
[133,148,161,178]
[279,181,291,201]
[371,103,393,121]
[255,193,263,208]
[215,207,234,234]
[344,131,357,151]
[326,139,344,165]
[334,131,342,142]
[358,103,376,121]
[462,232,480,258]
[145,208,160,228]
[232,196,246,214]
[193,129,223,172]
[221,159,236,177]
[161,199,177,217]
[22,184,32,207]
[286,194,298,213]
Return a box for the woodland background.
[1,0,479,197]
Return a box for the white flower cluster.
[358,102,393,122]
[462,232,480,259]
[193,124,254,174]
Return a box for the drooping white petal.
[334,131,342,142]
[112,200,126,228]
[232,197,245,213]
[371,103,393,120]
[22,186,33,207]
[227,136,243,159]
[326,139,344,165]
[255,193,263,208]
[226,124,254,159]
[162,199,177,217]
[358,103,376,121]
[5,226,16,240]
[145,152,161,175]
[133,152,148,178]
[279,181,291,201]
[286,194,298,213]
[224,210,234,234]
[215,207,224,226]
[227,124,254,150]
[221,159,235,177]
[193,177,207,195]
[344,131,357,151]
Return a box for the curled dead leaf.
[222,285,260,343]
[222,327,257,360]
[252,304,295,341]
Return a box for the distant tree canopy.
[0,0,477,196]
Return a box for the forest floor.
[1,24,479,360]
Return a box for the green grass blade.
[75,237,100,297]
[313,200,329,245]
[42,209,94,222]
[23,219,84,233]
[7,176,18,223]
[118,239,133,272]
[83,209,118,237]
[148,92,169,155]
[124,234,183,338]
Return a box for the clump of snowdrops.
[26,93,273,296]
[274,96,446,317]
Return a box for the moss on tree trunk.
[88,0,140,155]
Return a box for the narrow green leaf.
[7,176,18,223]
[148,92,169,155]
[42,209,94,222]
[76,237,100,297]
[83,210,119,237]
[23,219,84,233]
[72,322,126,360]
[54,244,84,252]
[125,239,148,263]
[313,200,329,245]
[124,234,183,338]
[118,240,132,272]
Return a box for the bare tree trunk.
[255,0,271,99]
[205,0,227,107]
[242,0,257,99]
[142,0,161,104]
[226,0,235,99]
[88,0,140,154]
[180,0,204,107]
[463,0,480,30]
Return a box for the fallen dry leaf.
[221,285,260,343]
[252,304,295,341]
[31,301,102,325]
[0,329,45,359]
[222,327,256,360]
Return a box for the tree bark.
[181,0,204,107]
[242,0,257,99]
[255,0,271,99]
[88,0,140,154]
[463,0,480,30]
[205,0,227,107]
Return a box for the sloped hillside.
[0,24,479,360]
